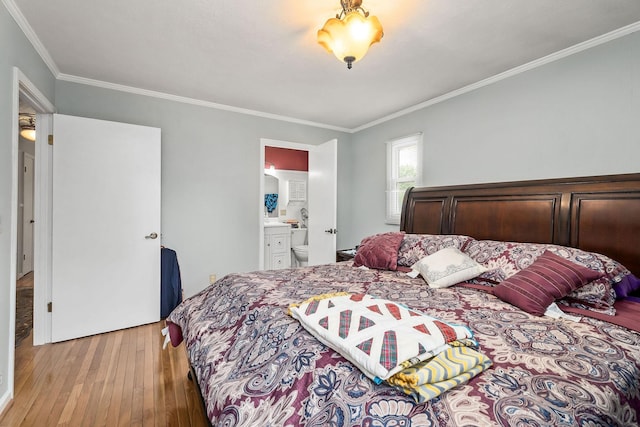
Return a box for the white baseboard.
[0,389,12,417]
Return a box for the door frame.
[259,139,309,269]
[258,138,338,270]
[8,67,55,354]
[8,67,55,401]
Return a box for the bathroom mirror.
[264,174,279,218]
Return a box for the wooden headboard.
[400,173,640,276]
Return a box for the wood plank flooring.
[0,322,209,426]
[16,272,33,289]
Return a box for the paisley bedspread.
[167,262,640,426]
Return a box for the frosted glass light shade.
[318,11,383,68]
[20,128,36,141]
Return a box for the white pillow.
[411,247,487,288]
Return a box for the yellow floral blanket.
[388,343,492,403]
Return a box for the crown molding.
[3,0,60,77]
[352,20,640,133]
[56,73,352,133]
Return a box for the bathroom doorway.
[258,138,337,269]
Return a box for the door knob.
[145,232,158,239]
[324,228,337,234]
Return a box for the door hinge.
[47,302,52,312]
[48,135,54,146]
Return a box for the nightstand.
[336,248,357,262]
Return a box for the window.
[386,133,423,224]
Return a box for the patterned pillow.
[493,251,604,316]
[397,234,476,267]
[464,240,628,315]
[463,240,546,284]
[411,248,487,288]
[353,232,405,271]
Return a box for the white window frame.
[386,133,423,225]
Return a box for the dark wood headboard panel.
[400,173,640,276]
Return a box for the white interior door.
[51,114,161,342]
[308,139,337,265]
[22,153,35,274]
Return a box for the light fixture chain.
[339,0,368,18]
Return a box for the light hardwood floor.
[0,321,209,426]
[16,272,33,289]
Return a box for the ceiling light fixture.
[317,0,383,70]
[19,114,36,142]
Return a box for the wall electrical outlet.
[209,274,217,284]
[280,209,286,216]
[0,373,4,385]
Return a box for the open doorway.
[7,68,55,405]
[15,97,36,347]
[258,138,338,269]
[264,146,309,268]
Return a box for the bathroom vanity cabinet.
[264,224,291,270]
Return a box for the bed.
[167,173,640,426]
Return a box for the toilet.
[291,228,308,267]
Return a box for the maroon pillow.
[353,232,405,271]
[493,251,603,316]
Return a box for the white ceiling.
[10,0,640,131]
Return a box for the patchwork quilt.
[289,292,492,403]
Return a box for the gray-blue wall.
[342,30,640,247]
